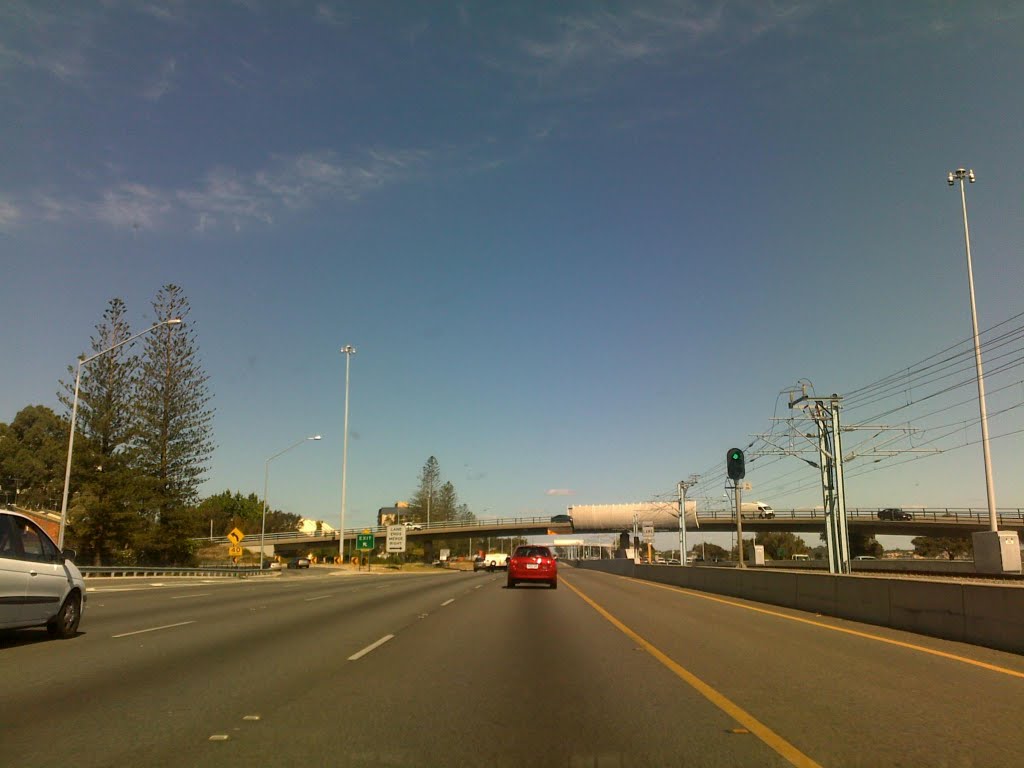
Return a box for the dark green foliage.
[57,298,143,565]
[0,405,69,509]
[754,531,810,560]
[133,285,215,515]
[196,490,301,538]
[408,456,441,524]
[911,536,973,560]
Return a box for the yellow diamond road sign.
[227,528,245,545]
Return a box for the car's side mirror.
[62,548,77,563]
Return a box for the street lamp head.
[167,318,183,325]
[310,435,322,441]
[968,169,976,183]
[947,172,955,186]
[340,345,356,355]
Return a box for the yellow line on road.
[561,575,822,768]
[625,577,1024,681]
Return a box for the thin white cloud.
[0,39,89,83]
[95,183,172,230]
[21,147,431,233]
[546,488,574,497]
[0,2,93,83]
[497,1,823,85]
[0,200,21,231]
[314,2,351,28]
[143,57,177,101]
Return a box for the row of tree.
[404,456,476,558]
[0,286,296,565]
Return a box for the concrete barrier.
[962,583,1024,650]
[888,579,965,642]
[571,560,1024,654]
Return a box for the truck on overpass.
[567,501,697,533]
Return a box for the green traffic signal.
[726,448,745,481]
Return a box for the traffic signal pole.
[727,449,746,568]
[734,481,744,568]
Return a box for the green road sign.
[357,531,375,551]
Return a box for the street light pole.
[261,435,321,569]
[947,168,997,532]
[58,317,182,549]
[339,345,356,562]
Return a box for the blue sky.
[3,1,1024,545]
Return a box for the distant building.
[378,501,411,526]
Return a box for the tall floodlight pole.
[261,435,321,569]
[339,345,356,562]
[947,168,997,532]
[58,317,182,549]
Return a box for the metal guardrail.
[80,565,262,578]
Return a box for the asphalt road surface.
[3,565,1024,767]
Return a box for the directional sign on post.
[386,525,406,553]
[357,531,375,551]
[227,527,245,545]
[642,523,655,544]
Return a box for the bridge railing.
[194,515,563,546]
[694,508,1024,523]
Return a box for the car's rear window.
[514,546,552,558]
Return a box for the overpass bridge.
[201,516,573,556]
[199,508,1024,557]
[679,507,1024,537]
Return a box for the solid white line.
[348,634,394,661]
[170,593,212,600]
[304,594,333,602]
[112,620,196,638]
[474,585,483,589]
[441,598,455,606]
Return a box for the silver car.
[0,510,85,638]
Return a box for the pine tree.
[409,456,441,524]
[434,481,458,523]
[57,298,142,564]
[132,285,214,562]
[59,298,138,457]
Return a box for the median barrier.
[835,576,891,626]
[741,569,799,609]
[795,573,838,616]
[962,584,1024,649]
[571,559,1024,654]
[888,579,965,642]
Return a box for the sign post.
[357,530,374,571]
[227,528,245,564]
[386,525,406,555]
[642,522,654,563]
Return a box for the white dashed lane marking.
[348,634,394,661]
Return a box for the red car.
[507,545,557,589]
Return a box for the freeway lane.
[3,567,1024,766]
